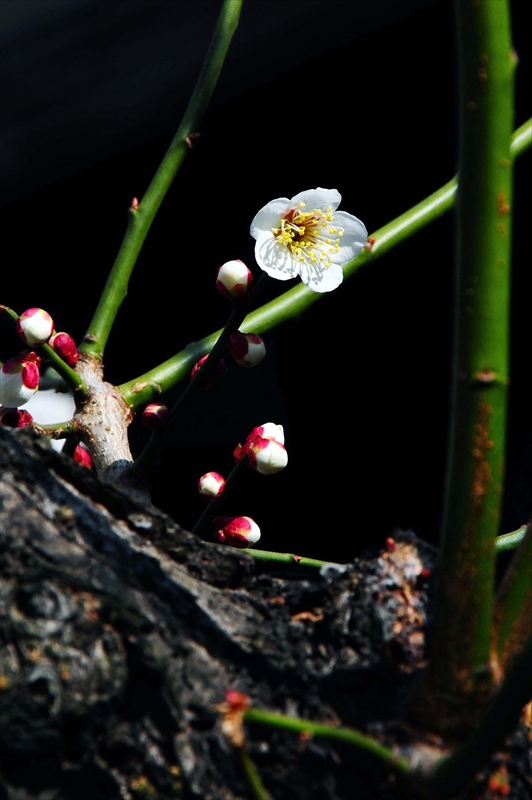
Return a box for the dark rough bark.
[0,428,529,800]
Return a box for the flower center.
[271,203,343,267]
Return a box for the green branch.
[243,707,410,776]
[425,0,515,717]
[237,747,273,800]
[79,0,244,360]
[119,119,531,411]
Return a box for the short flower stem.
[424,0,516,720]
[192,455,250,537]
[78,0,244,360]
[118,120,531,410]
[492,521,532,674]
[0,305,88,400]
[243,708,411,777]
[237,747,273,800]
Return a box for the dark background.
[1,0,530,563]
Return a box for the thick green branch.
[119,120,530,411]
[79,0,244,360]
[426,0,515,714]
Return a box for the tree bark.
[0,426,521,800]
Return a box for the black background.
[1,0,530,563]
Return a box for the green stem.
[493,521,532,673]
[32,420,78,439]
[79,0,244,360]
[237,747,273,800]
[243,708,410,776]
[244,549,338,570]
[495,524,528,552]
[428,635,532,799]
[119,120,531,411]
[426,0,515,715]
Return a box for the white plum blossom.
[250,188,367,293]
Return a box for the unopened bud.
[216,260,254,301]
[0,351,40,407]
[247,436,288,475]
[246,422,284,446]
[17,308,54,346]
[49,332,79,367]
[190,355,228,389]
[198,471,226,500]
[73,444,93,469]
[0,407,33,428]
[142,403,170,430]
[214,516,261,548]
[227,332,266,368]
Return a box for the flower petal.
[250,198,290,239]
[330,210,368,263]
[290,187,341,212]
[299,261,344,293]
[254,233,300,280]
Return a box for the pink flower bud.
[0,351,40,407]
[142,403,170,430]
[216,260,254,301]
[73,444,93,469]
[49,332,79,367]
[246,422,285,446]
[246,436,288,475]
[227,332,266,368]
[17,308,54,346]
[190,355,228,389]
[0,407,33,428]
[234,422,288,474]
[214,516,261,548]
[198,471,226,500]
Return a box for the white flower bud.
[216,260,254,301]
[227,332,266,368]
[214,516,261,548]
[246,422,285,445]
[17,308,54,346]
[198,471,225,500]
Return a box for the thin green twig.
[119,119,531,410]
[243,707,410,776]
[79,0,244,360]
[237,747,273,800]
[495,524,528,552]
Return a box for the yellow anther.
[299,201,306,207]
